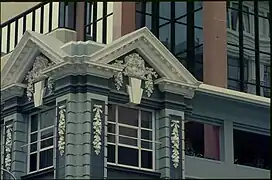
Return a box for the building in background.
[0,1,271,179]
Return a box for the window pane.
[108,144,115,163]
[230,9,239,31]
[141,140,152,150]
[118,147,138,167]
[194,9,203,27]
[118,106,138,126]
[175,2,186,18]
[175,23,187,55]
[108,104,116,122]
[141,111,152,129]
[30,143,37,152]
[39,149,53,169]
[159,2,170,19]
[40,110,55,129]
[41,138,53,149]
[41,128,54,140]
[31,114,38,132]
[119,126,137,138]
[195,28,203,46]
[141,150,152,169]
[108,134,115,143]
[108,123,115,133]
[30,153,37,172]
[119,137,137,146]
[31,133,37,142]
[145,15,152,30]
[159,23,171,50]
[141,130,152,140]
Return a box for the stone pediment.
[87,27,200,87]
[1,27,201,104]
[85,27,201,99]
[1,30,66,88]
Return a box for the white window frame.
[27,109,55,174]
[107,104,156,172]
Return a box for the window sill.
[21,167,54,179]
[107,164,161,178]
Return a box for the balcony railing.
[1,2,113,56]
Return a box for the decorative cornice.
[4,124,13,171]
[1,83,26,102]
[155,78,199,99]
[42,61,121,81]
[93,104,103,155]
[171,120,180,168]
[58,105,66,156]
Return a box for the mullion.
[151,2,159,37]
[170,2,175,53]
[140,3,146,27]
[238,0,245,92]
[254,0,261,95]
[102,2,107,44]
[92,2,97,41]
[187,2,195,74]
[269,0,272,89]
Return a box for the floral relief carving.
[93,104,103,155]
[25,55,55,101]
[113,53,158,97]
[58,105,66,156]
[171,120,180,168]
[4,124,13,171]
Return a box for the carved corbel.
[25,55,55,107]
[113,53,158,104]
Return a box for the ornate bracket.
[58,105,66,156]
[113,53,158,104]
[92,104,103,155]
[4,124,13,171]
[171,120,180,168]
[25,55,55,102]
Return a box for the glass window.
[28,109,55,173]
[233,129,270,170]
[175,2,186,18]
[227,2,271,98]
[159,2,170,19]
[107,105,155,170]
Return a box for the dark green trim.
[254,0,260,95]
[21,167,54,179]
[107,164,161,179]
[238,0,244,92]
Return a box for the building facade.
[0,1,271,179]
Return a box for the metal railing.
[1,2,113,56]
[1,168,17,180]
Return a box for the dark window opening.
[185,121,221,161]
[185,121,204,158]
[233,129,270,170]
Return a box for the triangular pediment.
[87,27,200,87]
[1,30,67,88]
